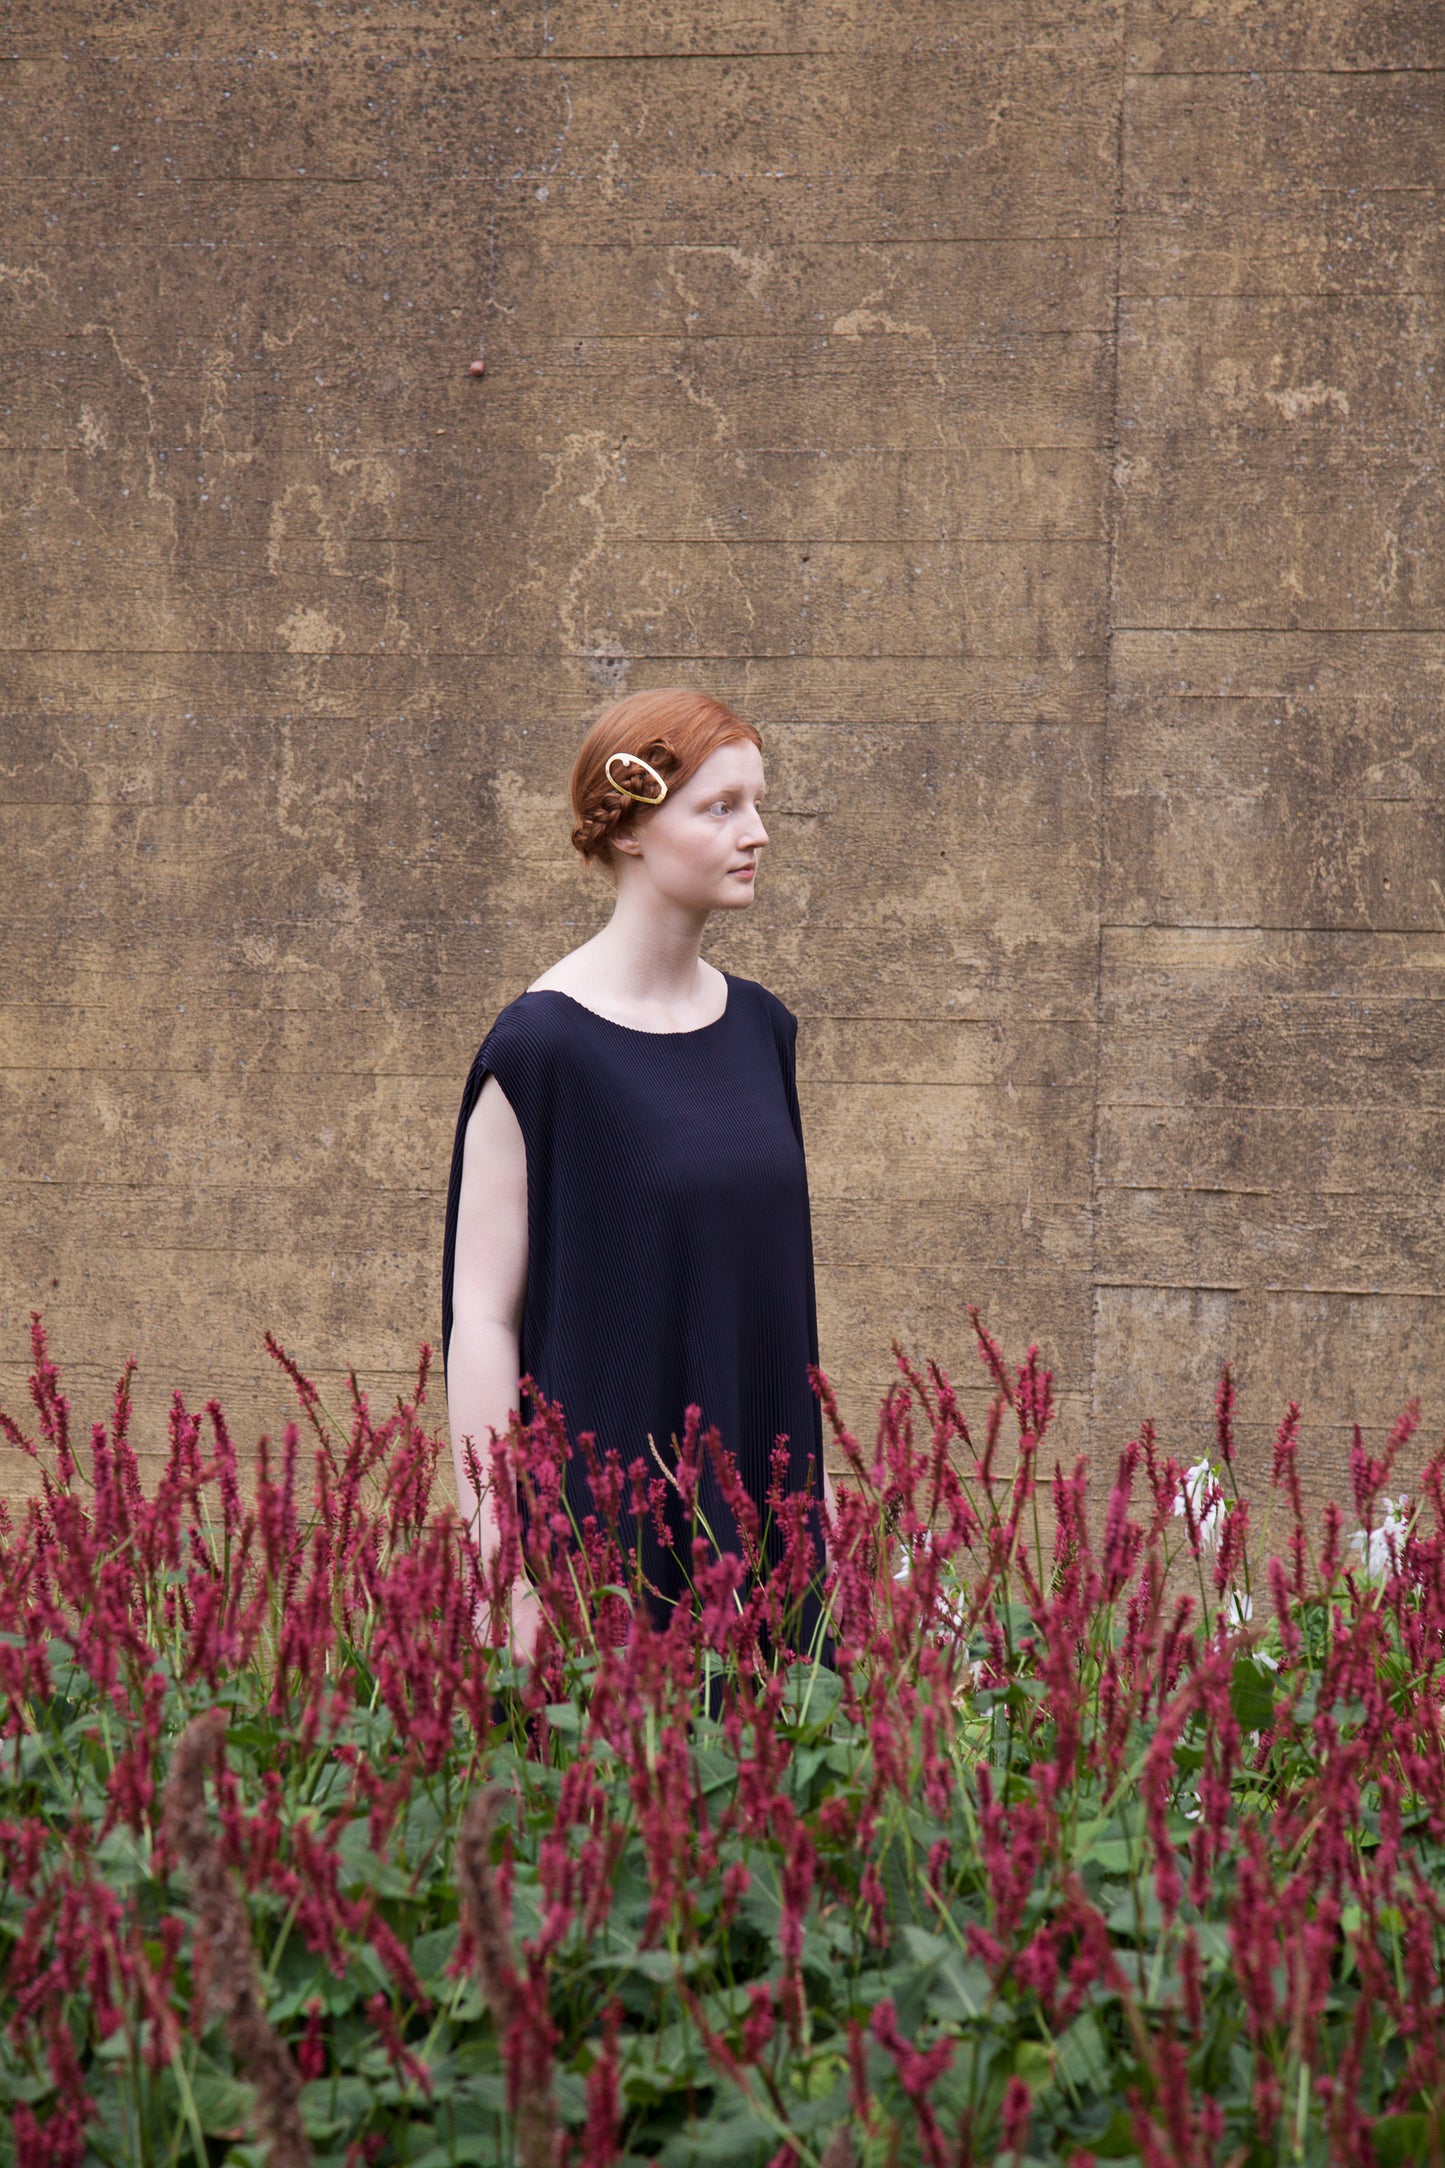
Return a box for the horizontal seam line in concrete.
[1095,1280,1444,1297]
[1127,63,1445,79]
[1,444,1107,457]
[1119,290,1445,300]
[1099,920,1445,933]
[403,327,1111,339]
[0,1015,1099,1028]
[0,166,1120,190]
[0,648,1115,661]
[0,531,1112,545]
[518,49,1117,62]
[1100,1100,1445,1110]
[2,1079,1084,1099]
[0,211,1124,241]
[5,1075,1439,1091]
[0,1010,1096,1027]
[14,50,1442,71]
[0,1373,423,1387]
[1096,1181,1418,1196]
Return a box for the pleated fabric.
[441,974,827,1636]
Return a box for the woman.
[442,688,831,1655]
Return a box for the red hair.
[569,688,762,864]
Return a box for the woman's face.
[613,740,769,913]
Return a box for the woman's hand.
[508,1577,543,1663]
[472,1574,544,1661]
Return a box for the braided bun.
[569,739,676,859]
[569,691,762,867]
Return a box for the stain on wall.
[2,1,1440,1504]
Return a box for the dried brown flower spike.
[455,1786,560,2168]
[454,1785,516,2019]
[163,1710,313,2168]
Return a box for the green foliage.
[3,1327,1445,2167]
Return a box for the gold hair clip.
[605,751,669,806]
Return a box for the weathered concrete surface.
[1098,4,1445,1506]
[1,1,1440,1507]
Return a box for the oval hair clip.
[605,751,669,806]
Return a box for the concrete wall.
[3,2,1441,1503]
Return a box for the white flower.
[893,1532,966,1634]
[1174,1458,1225,1551]
[1225,1590,1279,1665]
[1348,1495,1410,1581]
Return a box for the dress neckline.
[526,978,733,1039]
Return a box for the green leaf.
[1054,2012,1111,2094]
[410,1924,460,1985]
[693,1745,740,1800]
[898,1928,989,2022]
[1373,2116,1433,2168]
[1085,1839,1139,1876]
[778,1660,844,1724]
[738,1866,783,1943]
[443,2071,509,2121]
[1231,1654,1279,1733]
[656,2102,776,2166]
[1090,2104,1144,2159]
[299,2075,375,2139]
[587,1946,690,1982]
[900,1923,949,1966]
[190,2069,254,2136]
[792,2051,846,2105]
[622,2019,716,2106]
[1192,1922,1231,1966]
[1013,2039,1053,2089]
[1106,1886,1162,1938]
[335,1817,414,1899]
[267,1944,381,2024]
[792,1745,827,1795]
[408,2138,502,2168]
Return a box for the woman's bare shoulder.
[526,957,585,997]
[526,937,613,997]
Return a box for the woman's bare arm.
[447,1074,540,1651]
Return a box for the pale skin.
[447,738,834,1654]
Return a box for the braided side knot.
[570,788,633,860]
[570,737,676,862]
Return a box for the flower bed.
[1,1314,1443,2168]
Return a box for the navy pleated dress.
[441,973,827,1641]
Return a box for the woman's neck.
[530,880,725,1030]
[591,883,711,1006]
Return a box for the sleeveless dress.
[441,972,827,1636]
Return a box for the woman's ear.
[612,830,644,856]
